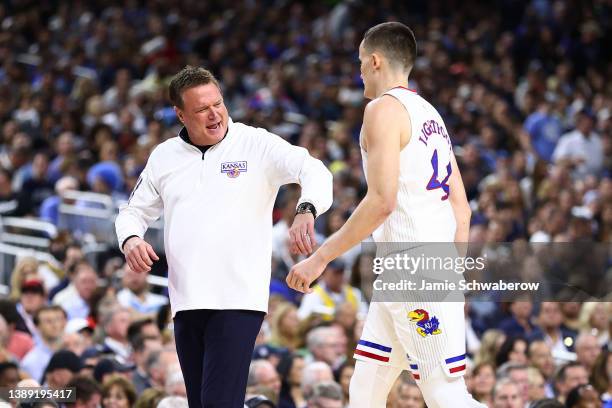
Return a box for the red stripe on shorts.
[449,364,466,373]
[354,349,389,362]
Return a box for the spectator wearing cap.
[65,318,95,349]
[52,261,97,320]
[306,381,343,408]
[554,362,589,405]
[247,360,282,403]
[21,305,67,383]
[99,306,132,363]
[16,279,47,339]
[93,358,134,385]
[297,260,365,321]
[43,349,82,389]
[553,110,604,179]
[86,161,124,196]
[116,263,168,316]
[80,346,102,378]
[65,375,102,408]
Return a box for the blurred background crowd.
[0,0,610,407]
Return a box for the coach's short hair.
[362,22,417,73]
[169,66,220,109]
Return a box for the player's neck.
[374,73,409,98]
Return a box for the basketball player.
[286,22,484,407]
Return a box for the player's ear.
[371,52,382,70]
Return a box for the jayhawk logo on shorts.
[408,309,442,337]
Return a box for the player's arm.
[286,96,404,293]
[448,151,471,245]
[316,97,402,261]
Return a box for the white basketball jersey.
[361,87,456,242]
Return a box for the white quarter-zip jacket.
[116,119,333,316]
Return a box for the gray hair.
[496,361,528,380]
[492,378,518,399]
[301,362,333,398]
[247,359,274,387]
[306,327,331,351]
[308,381,343,402]
[156,396,188,408]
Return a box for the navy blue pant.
[174,309,265,408]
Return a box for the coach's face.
[175,83,229,146]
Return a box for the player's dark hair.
[362,22,417,73]
[169,66,220,109]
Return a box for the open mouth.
[206,121,221,130]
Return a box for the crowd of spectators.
[0,0,610,407]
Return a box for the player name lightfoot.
[374,279,540,291]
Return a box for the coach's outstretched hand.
[123,236,159,273]
[289,213,317,255]
[286,252,327,293]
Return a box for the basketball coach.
[115,66,333,407]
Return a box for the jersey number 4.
[426,150,451,200]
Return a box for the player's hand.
[289,213,316,255]
[286,252,327,293]
[123,236,159,273]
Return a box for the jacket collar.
[178,118,233,152]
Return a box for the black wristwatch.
[296,202,317,219]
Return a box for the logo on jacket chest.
[221,161,247,178]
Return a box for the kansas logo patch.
[408,309,441,337]
[221,161,247,178]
